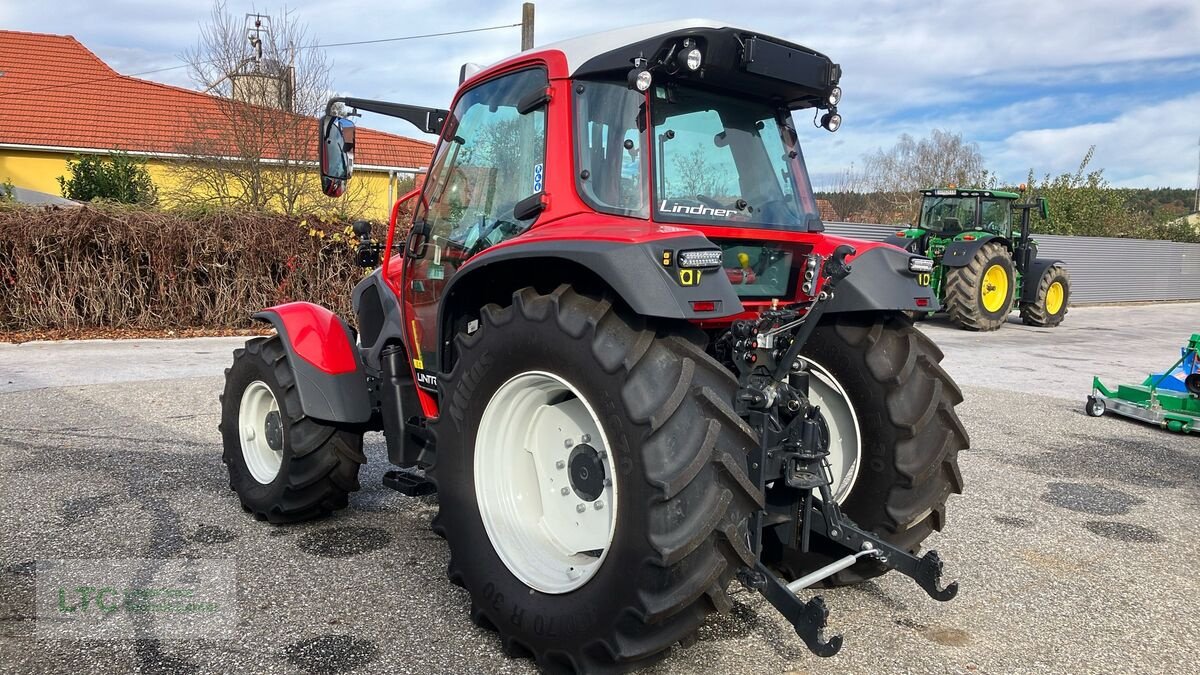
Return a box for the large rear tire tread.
[431,285,761,674]
[944,242,1014,331]
[219,336,365,524]
[774,313,967,586]
[1020,264,1071,327]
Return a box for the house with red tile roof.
[0,30,434,215]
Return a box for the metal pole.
[521,3,535,51]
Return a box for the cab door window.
[404,67,548,381]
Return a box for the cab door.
[400,67,549,393]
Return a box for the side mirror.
[1038,197,1049,220]
[319,115,356,197]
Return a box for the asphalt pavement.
[1,302,1198,674]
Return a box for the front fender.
[1020,258,1064,304]
[253,302,371,424]
[825,246,939,313]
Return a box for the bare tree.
[863,130,995,222]
[823,163,867,222]
[170,1,340,215]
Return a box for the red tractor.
[220,20,967,673]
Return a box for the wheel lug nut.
[244,427,256,440]
[597,449,607,459]
[561,487,570,496]
[594,500,604,510]
[555,460,565,470]
[576,504,586,513]
[564,439,573,448]
[581,433,591,443]
[603,478,612,487]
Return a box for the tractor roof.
[485,19,841,111]
[921,187,1021,200]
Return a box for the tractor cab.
[916,187,1021,238]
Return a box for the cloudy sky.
[3,0,1198,189]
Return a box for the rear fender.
[437,235,744,370]
[941,235,1004,268]
[253,302,372,424]
[825,245,939,313]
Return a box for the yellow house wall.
[0,148,412,219]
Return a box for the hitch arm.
[745,562,843,657]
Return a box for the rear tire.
[771,313,968,586]
[220,336,365,523]
[944,242,1014,331]
[1020,264,1070,327]
[431,286,760,673]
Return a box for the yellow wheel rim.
[1046,281,1065,314]
[980,264,1009,313]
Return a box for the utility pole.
[521,3,535,51]
[1194,135,1199,214]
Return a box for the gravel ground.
[1,303,1197,674]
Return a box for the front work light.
[828,86,842,106]
[628,67,653,91]
[678,249,723,268]
[820,111,841,132]
[908,257,935,274]
[680,47,702,71]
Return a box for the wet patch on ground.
[61,493,117,526]
[993,515,1033,528]
[894,617,972,647]
[285,634,379,674]
[188,524,238,545]
[297,527,392,558]
[1012,435,1200,493]
[1041,482,1143,516]
[1083,520,1163,543]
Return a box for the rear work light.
[678,249,723,268]
[908,257,934,273]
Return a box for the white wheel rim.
[239,380,283,484]
[799,359,862,504]
[475,371,619,594]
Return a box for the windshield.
[652,84,820,229]
[919,196,978,234]
[571,80,821,229]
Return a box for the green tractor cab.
[887,187,1070,331]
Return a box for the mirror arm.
[326,97,449,135]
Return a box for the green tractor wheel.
[943,242,1014,331]
[1020,264,1071,327]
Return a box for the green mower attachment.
[1086,333,1200,434]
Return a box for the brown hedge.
[0,205,362,331]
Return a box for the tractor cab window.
[417,68,548,260]
[573,80,649,218]
[980,198,1011,235]
[650,84,820,230]
[920,196,978,234]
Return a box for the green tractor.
[886,187,1071,331]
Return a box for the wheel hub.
[568,444,606,501]
[264,411,284,452]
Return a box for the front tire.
[771,313,968,586]
[431,286,760,673]
[1020,264,1070,327]
[944,242,1014,331]
[219,336,366,523]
